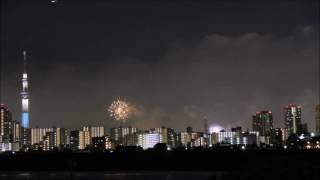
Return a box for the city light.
[209,125,223,133]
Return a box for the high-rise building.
[138,132,160,150]
[0,104,13,143]
[217,131,237,143]
[167,128,176,148]
[83,126,105,138]
[55,127,68,149]
[152,127,176,148]
[79,130,91,150]
[179,127,202,148]
[316,105,320,133]
[70,130,80,151]
[21,127,31,148]
[192,137,206,147]
[273,128,283,147]
[91,126,105,138]
[284,104,302,135]
[209,133,218,145]
[154,127,168,144]
[31,128,54,145]
[13,121,21,142]
[180,131,191,147]
[20,51,30,128]
[110,126,137,146]
[43,131,57,151]
[214,131,258,146]
[92,137,105,151]
[252,111,273,137]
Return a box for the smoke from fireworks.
[108,98,132,122]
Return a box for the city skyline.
[1,0,319,132]
[0,102,318,133]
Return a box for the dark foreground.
[0,149,319,180]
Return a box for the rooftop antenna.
[204,116,208,134]
[23,50,27,73]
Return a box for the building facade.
[0,104,13,143]
[70,130,80,151]
[153,127,176,148]
[110,126,137,146]
[252,111,273,137]
[284,104,302,135]
[138,132,160,150]
[31,128,54,145]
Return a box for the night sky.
[1,0,319,132]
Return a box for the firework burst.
[108,98,131,122]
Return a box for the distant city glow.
[209,125,223,133]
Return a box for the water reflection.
[0,171,225,180]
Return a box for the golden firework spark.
[108,98,131,122]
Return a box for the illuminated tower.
[284,104,302,135]
[20,50,29,128]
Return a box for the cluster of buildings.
[1,51,320,152]
[1,103,320,152]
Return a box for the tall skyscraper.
[252,111,273,137]
[20,51,30,128]
[0,104,13,143]
[284,104,302,135]
[316,105,320,133]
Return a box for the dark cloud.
[1,1,318,133]
[4,26,318,132]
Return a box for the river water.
[0,171,226,180]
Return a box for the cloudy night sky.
[0,0,319,132]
